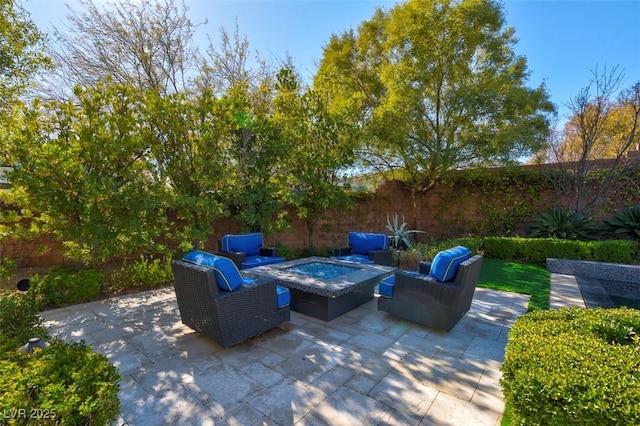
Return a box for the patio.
[41,286,529,425]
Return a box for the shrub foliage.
[30,267,103,309]
[0,292,120,425]
[502,307,640,425]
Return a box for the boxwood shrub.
[481,237,636,264]
[501,307,640,425]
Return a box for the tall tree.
[143,89,233,249]
[541,67,640,215]
[0,0,50,108]
[274,68,358,247]
[0,0,50,161]
[5,83,169,267]
[315,0,554,217]
[43,0,199,97]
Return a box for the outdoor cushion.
[183,250,243,291]
[220,233,263,257]
[276,285,291,308]
[429,246,472,282]
[379,271,421,298]
[379,276,395,298]
[348,232,389,255]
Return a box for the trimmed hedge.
[481,237,637,264]
[501,307,640,425]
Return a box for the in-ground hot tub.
[248,257,396,321]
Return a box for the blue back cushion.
[183,250,243,291]
[348,232,389,255]
[429,246,472,282]
[221,233,263,257]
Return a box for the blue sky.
[23,0,640,121]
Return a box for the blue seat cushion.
[348,232,389,256]
[220,233,264,257]
[276,285,290,308]
[379,275,395,298]
[429,246,472,282]
[332,254,374,264]
[183,250,243,291]
[242,255,286,269]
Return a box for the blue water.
[285,262,357,280]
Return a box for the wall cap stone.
[547,258,640,284]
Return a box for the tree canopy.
[314,0,555,195]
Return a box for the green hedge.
[481,237,637,264]
[416,237,637,265]
[0,292,120,424]
[501,307,640,425]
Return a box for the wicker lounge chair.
[171,258,290,348]
[217,233,286,269]
[378,254,483,331]
[331,231,393,266]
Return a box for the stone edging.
[546,258,640,285]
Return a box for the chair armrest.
[331,246,352,256]
[419,261,431,275]
[369,249,393,266]
[259,247,279,257]
[212,278,281,327]
[395,270,461,304]
[215,251,246,269]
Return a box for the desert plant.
[602,205,640,241]
[386,213,425,250]
[528,207,594,240]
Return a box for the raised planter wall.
[547,258,640,285]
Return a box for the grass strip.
[477,258,550,311]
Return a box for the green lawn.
[477,258,550,311]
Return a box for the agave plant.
[602,205,640,240]
[528,208,594,240]
[386,213,425,250]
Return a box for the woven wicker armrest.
[369,249,393,266]
[419,261,431,275]
[395,270,461,304]
[215,251,246,269]
[259,247,279,257]
[331,246,352,256]
[171,260,290,348]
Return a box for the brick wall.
[4,160,640,267]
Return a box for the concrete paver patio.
[41,286,530,425]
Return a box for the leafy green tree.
[143,89,232,249]
[0,0,50,160]
[5,83,169,267]
[274,68,359,247]
[223,83,290,234]
[0,0,50,106]
[315,0,554,209]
